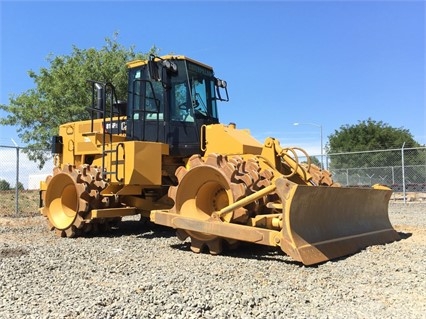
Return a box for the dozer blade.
[276,178,400,265]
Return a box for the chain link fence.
[328,147,426,188]
[1,145,425,216]
[321,146,426,202]
[0,145,53,216]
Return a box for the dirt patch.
[0,247,29,258]
[391,192,426,202]
[0,216,44,227]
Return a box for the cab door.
[165,80,200,156]
[127,66,165,143]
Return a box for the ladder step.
[82,131,101,136]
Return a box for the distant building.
[28,174,50,190]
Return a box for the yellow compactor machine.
[40,55,400,265]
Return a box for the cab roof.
[126,55,213,71]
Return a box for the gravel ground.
[0,202,425,319]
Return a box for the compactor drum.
[41,165,116,237]
[40,54,400,265]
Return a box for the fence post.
[401,142,406,204]
[391,166,395,185]
[15,146,20,214]
[346,169,349,186]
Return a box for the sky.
[0,0,425,162]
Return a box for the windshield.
[186,61,218,120]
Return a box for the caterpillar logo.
[105,121,127,133]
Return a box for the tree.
[0,179,11,191]
[301,156,321,168]
[0,33,158,168]
[327,118,421,169]
[16,181,25,191]
[308,156,321,168]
